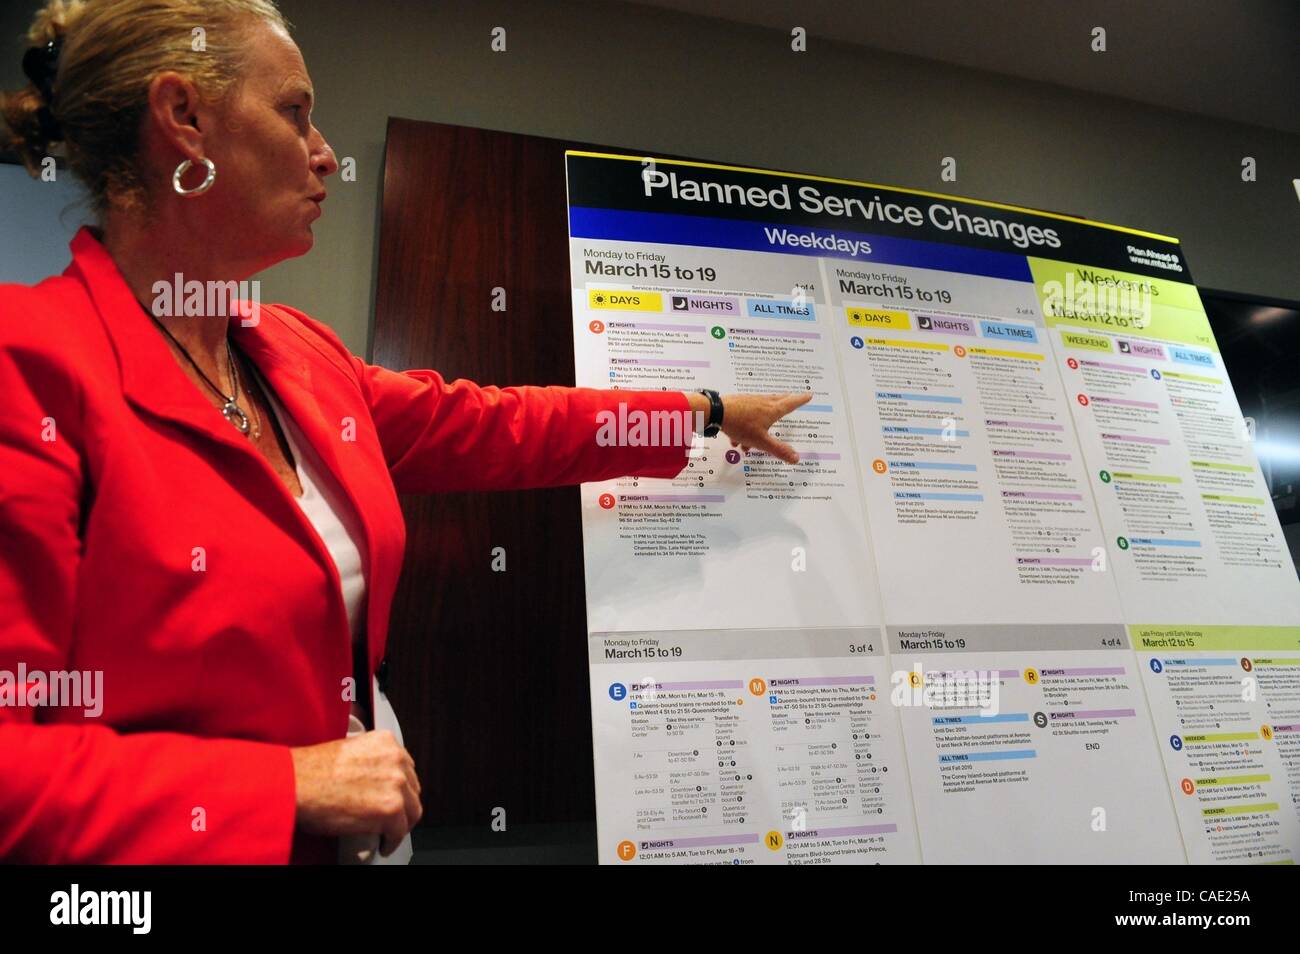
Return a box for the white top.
[260,382,369,641]
[258,376,414,865]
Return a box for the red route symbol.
[598,493,616,509]
[1077,393,1090,406]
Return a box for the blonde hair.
[1,0,288,213]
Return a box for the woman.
[0,0,810,863]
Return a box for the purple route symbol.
[725,449,741,464]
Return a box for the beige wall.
[5,0,1298,359]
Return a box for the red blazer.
[0,227,691,863]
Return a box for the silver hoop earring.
[172,157,216,197]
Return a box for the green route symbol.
[1099,470,1112,483]
[711,326,726,340]
[1116,536,1129,550]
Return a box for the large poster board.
[566,151,1300,864]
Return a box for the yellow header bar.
[566,150,1180,244]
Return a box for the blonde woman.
[0,0,809,863]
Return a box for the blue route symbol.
[850,336,864,350]
[1169,734,1183,751]
[609,682,627,701]
[1149,658,1163,673]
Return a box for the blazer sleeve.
[282,305,696,495]
[0,309,298,863]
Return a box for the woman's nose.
[313,130,339,179]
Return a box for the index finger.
[779,391,814,413]
[755,433,800,465]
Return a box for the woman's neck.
[99,210,243,365]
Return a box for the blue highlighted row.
[1170,346,1214,368]
[932,713,1028,726]
[1129,538,1202,547]
[746,298,815,321]
[939,750,1037,763]
[875,391,963,404]
[979,319,1039,344]
[1151,657,1237,670]
[882,426,971,437]
[888,461,978,472]
[895,492,985,501]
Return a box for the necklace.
[147,312,262,439]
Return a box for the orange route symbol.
[589,320,605,334]
[1180,778,1195,795]
[617,840,637,861]
[1260,725,1273,741]
[871,459,888,474]
[953,345,967,357]
[749,678,767,696]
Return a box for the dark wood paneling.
[373,120,627,828]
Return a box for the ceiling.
[621,0,1300,135]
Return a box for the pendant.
[222,401,251,434]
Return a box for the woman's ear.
[146,70,206,163]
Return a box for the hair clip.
[21,37,63,104]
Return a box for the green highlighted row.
[1202,803,1278,817]
[1108,471,1181,484]
[1196,774,1270,787]
[1132,624,1300,651]
[1201,493,1266,505]
[1191,460,1253,472]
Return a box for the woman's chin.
[284,229,316,259]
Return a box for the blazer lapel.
[231,304,387,665]
[231,312,369,524]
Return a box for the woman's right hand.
[290,731,423,856]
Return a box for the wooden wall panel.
[373,119,635,828]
